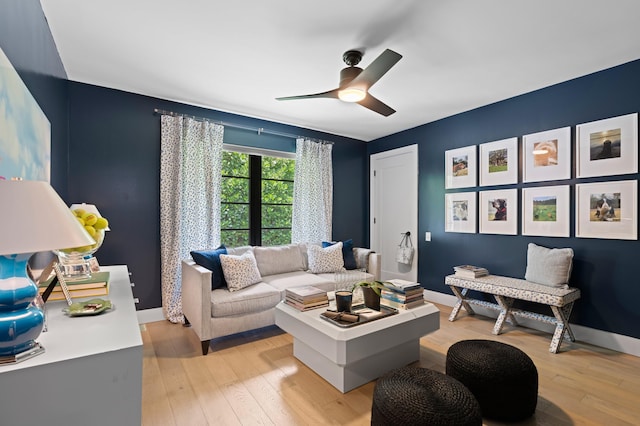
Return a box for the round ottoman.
[446,339,538,422]
[371,366,482,426]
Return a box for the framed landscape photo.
[522,127,571,182]
[576,113,638,178]
[522,185,570,237]
[479,189,517,235]
[445,145,477,189]
[479,137,518,186]
[575,180,637,240]
[445,192,477,233]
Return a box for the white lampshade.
[69,203,110,230]
[0,180,96,255]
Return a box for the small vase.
[362,286,381,311]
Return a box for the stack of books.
[380,279,425,310]
[285,286,329,311]
[453,265,489,279]
[38,271,110,301]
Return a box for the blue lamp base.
[0,254,45,358]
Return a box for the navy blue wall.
[67,82,367,309]
[368,60,640,339]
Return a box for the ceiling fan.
[276,48,402,116]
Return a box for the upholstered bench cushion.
[210,283,281,318]
[261,271,336,294]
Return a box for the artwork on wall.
[445,145,476,189]
[479,189,517,235]
[0,46,51,182]
[576,113,638,178]
[479,137,518,186]
[445,192,477,233]
[522,127,571,183]
[575,180,637,240]
[522,185,570,237]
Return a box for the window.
[221,149,295,247]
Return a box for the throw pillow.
[524,243,574,287]
[253,244,305,276]
[322,239,357,270]
[307,242,344,273]
[190,245,227,290]
[219,250,262,292]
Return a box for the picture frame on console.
[479,137,518,186]
[575,180,637,240]
[445,192,477,233]
[479,189,518,235]
[522,126,571,183]
[576,113,638,178]
[445,145,476,189]
[522,185,570,237]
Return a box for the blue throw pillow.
[322,239,357,270]
[191,245,227,290]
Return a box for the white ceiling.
[41,0,640,142]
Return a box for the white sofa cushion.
[253,244,305,276]
[210,283,281,318]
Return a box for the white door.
[370,145,418,282]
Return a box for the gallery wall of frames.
[445,113,638,241]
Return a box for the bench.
[445,274,581,353]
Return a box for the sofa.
[181,242,380,355]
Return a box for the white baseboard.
[424,290,640,358]
[136,307,165,324]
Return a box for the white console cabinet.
[0,265,143,426]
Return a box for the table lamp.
[0,180,96,360]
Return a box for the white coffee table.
[275,300,440,393]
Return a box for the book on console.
[381,290,423,304]
[285,298,329,311]
[285,286,327,301]
[384,279,422,293]
[380,297,425,310]
[39,271,110,291]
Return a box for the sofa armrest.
[368,253,381,281]
[181,260,212,341]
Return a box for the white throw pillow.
[253,244,305,276]
[524,243,573,287]
[307,242,344,273]
[219,251,262,292]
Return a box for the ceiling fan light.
[338,88,366,102]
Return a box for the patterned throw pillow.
[219,250,263,292]
[323,239,357,270]
[307,242,344,273]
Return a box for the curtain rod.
[153,108,333,144]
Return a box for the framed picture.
[445,192,477,233]
[522,127,571,182]
[575,180,637,240]
[445,145,476,189]
[479,189,518,235]
[479,137,518,186]
[522,185,570,237]
[576,113,638,178]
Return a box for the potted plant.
[351,280,392,311]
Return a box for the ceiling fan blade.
[348,49,402,90]
[276,89,339,101]
[357,93,396,117]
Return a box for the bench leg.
[449,286,475,321]
[492,295,517,335]
[549,303,576,353]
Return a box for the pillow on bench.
[524,243,573,287]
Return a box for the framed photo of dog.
[522,185,570,237]
[576,113,638,178]
[445,192,477,233]
[522,127,571,183]
[575,180,637,240]
[445,145,476,189]
[479,137,518,186]
[479,189,518,235]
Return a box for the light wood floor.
[141,303,640,425]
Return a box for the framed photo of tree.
[522,185,570,237]
[445,145,477,189]
[576,113,638,178]
[522,127,571,182]
[479,189,517,235]
[575,180,637,240]
[479,137,518,186]
[445,192,477,233]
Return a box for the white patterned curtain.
[160,115,224,323]
[291,138,333,243]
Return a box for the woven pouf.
[371,366,482,426]
[446,339,538,422]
